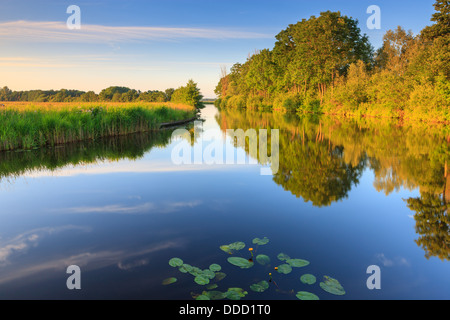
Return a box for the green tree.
[171,79,204,108]
[121,89,139,102]
[99,86,131,101]
[80,91,98,102]
[273,11,373,102]
[51,89,69,102]
[375,26,415,74]
[0,86,12,101]
[244,49,280,98]
[422,0,450,40]
[165,88,175,101]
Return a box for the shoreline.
[217,103,450,129]
[0,102,198,152]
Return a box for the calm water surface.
[0,104,449,300]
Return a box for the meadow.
[0,101,196,151]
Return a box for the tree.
[171,79,204,108]
[80,91,98,102]
[99,86,131,101]
[273,11,373,102]
[0,86,12,101]
[165,88,175,101]
[51,89,69,102]
[244,49,280,98]
[375,26,415,74]
[121,89,139,102]
[422,0,450,40]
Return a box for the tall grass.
[0,102,196,151]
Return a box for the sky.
[0,0,437,98]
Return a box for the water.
[0,104,449,300]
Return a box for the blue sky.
[0,0,437,98]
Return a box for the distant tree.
[99,86,131,101]
[171,79,204,108]
[80,91,98,102]
[111,92,122,102]
[165,88,175,101]
[0,86,12,101]
[121,89,139,102]
[51,89,69,102]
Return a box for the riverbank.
[0,102,197,151]
[215,98,450,131]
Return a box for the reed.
[0,102,196,151]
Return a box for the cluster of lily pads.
[164,257,226,286]
[162,257,248,300]
[163,236,346,300]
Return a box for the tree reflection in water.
[216,107,450,261]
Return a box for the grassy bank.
[0,102,196,151]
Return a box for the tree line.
[214,1,450,122]
[0,79,204,108]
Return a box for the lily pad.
[296,291,320,300]
[189,267,203,277]
[250,280,270,293]
[169,258,184,267]
[226,288,248,300]
[226,291,241,300]
[227,257,254,269]
[162,277,177,285]
[204,290,226,300]
[215,272,227,281]
[230,242,246,250]
[209,264,222,272]
[277,253,290,261]
[195,294,210,300]
[178,264,193,273]
[256,254,271,266]
[287,258,310,268]
[320,276,346,296]
[220,242,245,254]
[300,274,317,285]
[206,284,218,290]
[202,269,216,280]
[194,275,210,286]
[276,264,293,274]
[252,237,270,245]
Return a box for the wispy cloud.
[0,20,272,43]
[0,226,91,266]
[376,253,410,267]
[22,158,249,179]
[117,258,149,271]
[56,200,202,215]
[159,200,203,213]
[0,239,182,285]
[62,202,156,215]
